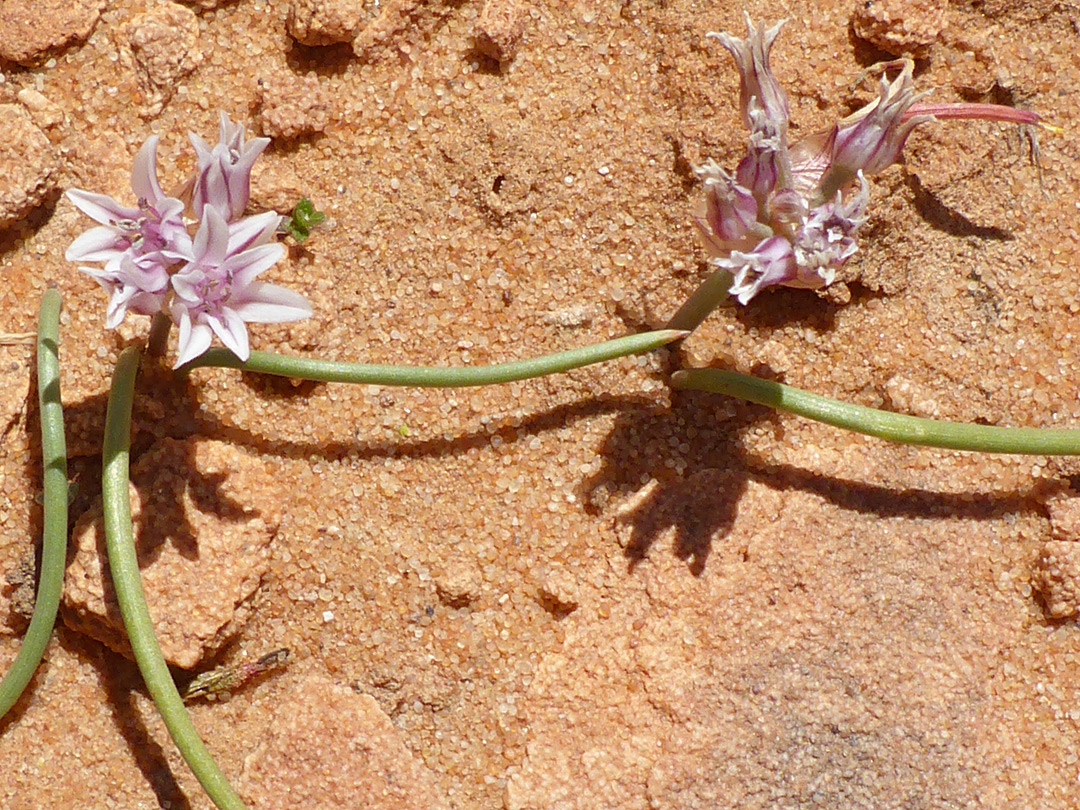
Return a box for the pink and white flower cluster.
[694,18,933,304]
[66,113,312,367]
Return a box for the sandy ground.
[2,0,1080,807]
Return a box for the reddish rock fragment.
[0,354,32,635]
[240,674,451,810]
[121,2,203,118]
[1045,489,1080,541]
[1033,541,1080,619]
[351,0,458,62]
[249,161,307,216]
[851,0,946,58]
[0,105,59,230]
[535,565,581,616]
[17,90,65,134]
[0,0,105,65]
[256,72,331,140]
[434,557,482,608]
[474,0,526,63]
[287,0,363,46]
[62,438,281,669]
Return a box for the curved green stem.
[0,289,68,719]
[103,347,247,810]
[664,267,734,334]
[672,367,1080,455]
[177,330,688,385]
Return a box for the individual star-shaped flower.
[65,135,192,324]
[170,207,312,368]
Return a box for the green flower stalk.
[178,330,688,385]
[672,367,1080,455]
[103,347,247,810]
[0,289,68,719]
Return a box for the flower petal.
[66,189,140,226]
[230,281,313,323]
[207,307,251,361]
[189,205,232,268]
[717,234,798,304]
[172,306,214,368]
[65,225,129,262]
[131,135,165,203]
[692,159,759,252]
[221,242,286,288]
[708,16,789,134]
[819,61,932,198]
[222,138,268,219]
[227,211,282,254]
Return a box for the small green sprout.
[281,197,326,243]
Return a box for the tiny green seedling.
[281,197,325,243]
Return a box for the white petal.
[126,290,166,317]
[219,111,242,149]
[231,282,313,323]
[104,286,137,329]
[131,136,164,203]
[223,243,286,287]
[208,308,251,361]
[189,132,214,161]
[190,205,231,266]
[155,196,187,222]
[172,309,214,368]
[66,189,139,225]
[223,142,267,218]
[79,265,118,284]
[170,268,204,303]
[162,228,195,262]
[195,162,229,221]
[66,226,126,262]
[227,211,281,253]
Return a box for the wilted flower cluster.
[694,18,934,304]
[66,113,312,367]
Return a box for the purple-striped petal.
[130,135,165,204]
[172,306,214,368]
[66,189,140,226]
[208,308,251,361]
[230,281,313,323]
